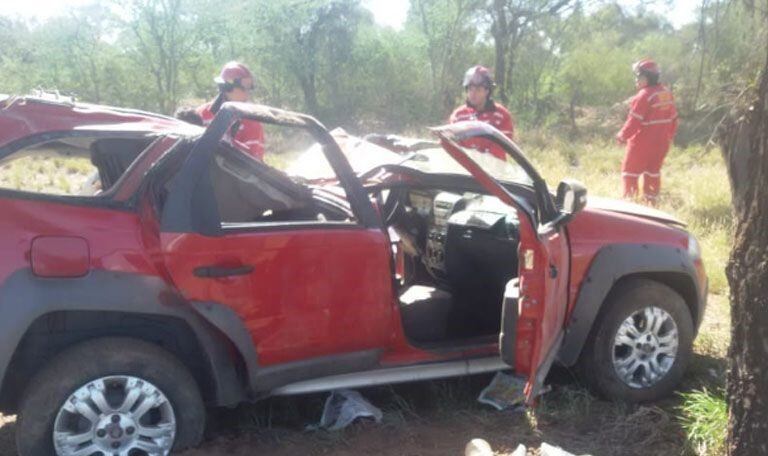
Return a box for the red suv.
[0,95,707,455]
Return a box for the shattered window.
[210,124,355,226]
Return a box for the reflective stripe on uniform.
[630,111,644,120]
[642,172,661,177]
[622,172,640,177]
[642,118,675,125]
[647,90,671,101]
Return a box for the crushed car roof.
[0,94,203,149]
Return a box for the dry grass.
[0,156,94,195]
[520,136,732,297]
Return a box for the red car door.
[433,122,570,403]
[160,228,393,366]
[158,103,394,371]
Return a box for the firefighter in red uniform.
[197,61,266,160]
[616,58,678,205]
[449,66,515,161]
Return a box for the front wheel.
[17,337,205,456]
[578,279,694,402]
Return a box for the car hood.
[586,196,686,227]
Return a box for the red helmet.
[462,65,495,89]
[214,61,253,88]
[632,58,660,77]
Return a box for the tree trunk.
[491,0,508,104]
[692,0,709,111]
[719,46,768,456]
[298,72,320,117]
[568,89,579,136]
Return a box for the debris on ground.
[477,371,527,410]
[540,442,592,456]
[510,444,527,456]
[464,438,493,456]
[465,439,587,456]
[309,389,383,431]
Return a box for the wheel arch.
[0,269,255,413]
[557,243,703,367]
[1,310,240,413]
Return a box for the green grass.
[678,388,728,456]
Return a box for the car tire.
[578,279,694,402]
[16,337,205,456]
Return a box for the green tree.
[115,0,203,113]
[485,0,573,105]
[407,0,484,117]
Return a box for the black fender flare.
[557,243,704,367]
[0,269,257,407]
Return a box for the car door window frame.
[160,103,381,237]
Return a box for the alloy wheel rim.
[53,375,176,456]
[612,306,679,389]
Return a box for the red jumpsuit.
[449,101,515,161]
[196,101,266,160]
[617,84,678,202]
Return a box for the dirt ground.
[0,374,689,456]
[174,369,693,456]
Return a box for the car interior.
[208,144,356,226]
[371,181,523,349]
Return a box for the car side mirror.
[556,179,587,217]
[541,179,587,233]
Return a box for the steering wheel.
[358,164,390,182]
[376,186,407,225]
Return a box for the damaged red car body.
[0,95,707,455]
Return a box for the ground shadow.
[181,366,698,456]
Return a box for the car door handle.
[193,265,254,278]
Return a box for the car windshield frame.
[431,121,557,223]
[391,145,535,187]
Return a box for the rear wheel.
[16,337,205,455]
[578,279,694,402]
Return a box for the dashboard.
[406,190,520,278]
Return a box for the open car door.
[432,121,570,404]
